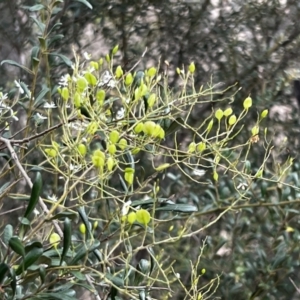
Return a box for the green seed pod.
[109,130,120,144]
[188,62,195,73]
[107,156,115,171]
[77,76,88,93]
[74,92,81,108]
[228,115,237,126]
[45,148,57,158]
[108,144,117,155]
[197,142,206,153]
[112,44,119,55]
[118,138,128,150]
[188,142,196,153]
[61,87,69,101]
[143,121,156,136]
[125,73,133,86]
[84,72,97,86]
[224,108,233,117]
[96,90,105,106]
[78,143,87,156]
[215,109,224,121]
[79,223,86,235]
[243,97,252,109]
[127,212,137,224]
[147,67,157,77]
[115,66,123,79]
[134,123,144,134]
[90,61,99,70]
[136,209,151,225]
[49,233,60,249]
[260,109,268,119]
[147,94,156,108]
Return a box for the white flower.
[0,95,19,121]
[59,74,70,87]
[175,273,181,279]
[237,182,248,190]
[12,113,19,121]
[115,107,125,120]
[0,92,8,101]
[14,80,24,94]
[99,70,116,88]
[33,208,40,216]
[121,200,132,216]
[68,121,87,131]
[36,113,47,120]
[48,195,58,202]
[70,163,82,172]
[44,102,57,109]
[192,169,206,177]
[83,52,91,60]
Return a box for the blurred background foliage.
[1,0,300,299]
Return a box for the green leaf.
[30,16,46,33]
[0,60,34,75]
[25,241,43,253]
[78,207,93,239]
[93,249,103,262]
[10,268,16,298]
[155,204,198,213]
[48,211,78,221]
[118,174,128,193]
[125,151,135,170]
[0,263,9,284]
[71,271,86,281]
[109,286,118,300]
[19,217,31,225]
[29,292,77,300]
[75,0,93,9]
[49,52,73,67]
[35,87,50,107]
[48,23,62,36]
[47,34,64,47]
[28,4,45,11]
[3,224,13,245]
[39,266,46,284]
[16,246,44,275]
[19,81,32,98]
[165,117,185,136]
[70,240,100,265]
[0,182,11,195]
[31,46,40,60]
[9,236,25,257]
[105,273,124,287]
[24,172,42,219]
[60,218,72,266]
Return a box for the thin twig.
[85,274,102,300]
[0,137,63,237]
[4,117,77,146]
[126,47,148,75]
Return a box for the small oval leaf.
[9,236,25,257]
[24,172,42,219]
[155,204,198,213]
[16,246,44,275]
[3,224,13,245]
[60,217,72,265]
[0,263,10,284]
[70,240,100,265]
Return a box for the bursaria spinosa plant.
[0,4,275,296]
